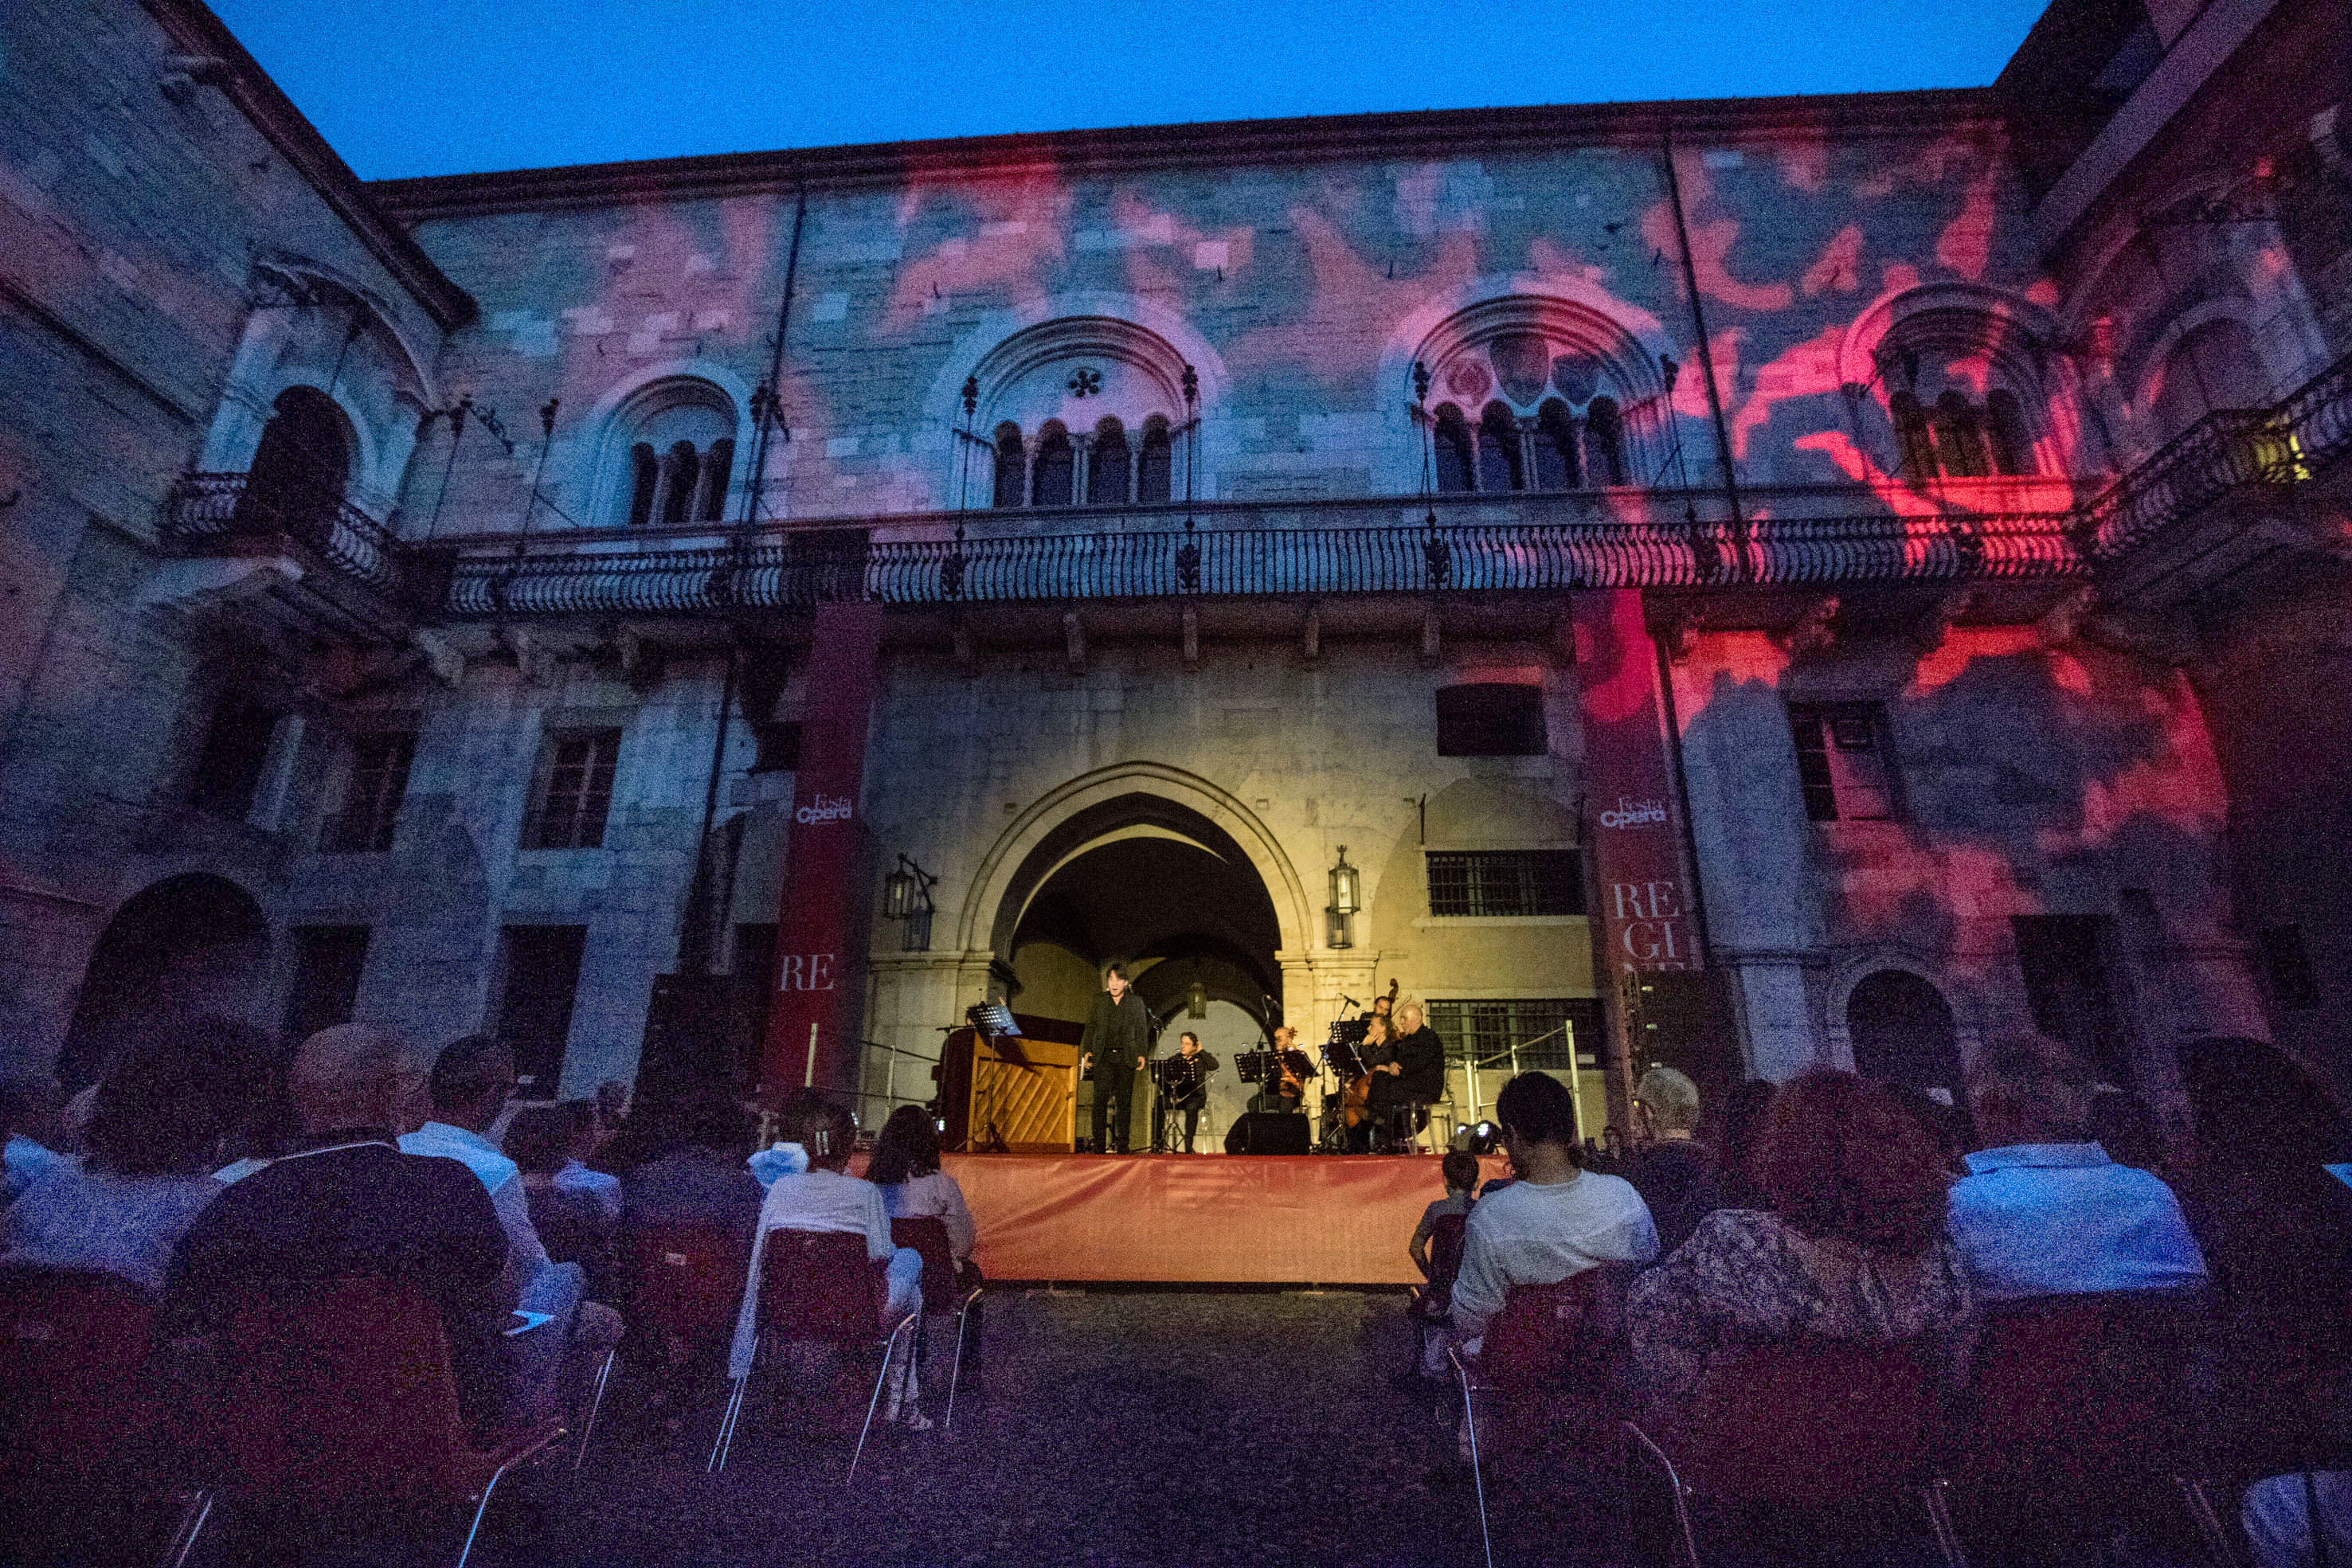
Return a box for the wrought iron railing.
[2083,348,2352,557]
[440,509,2085,617]
[162,472,405,598]
[159,348,2352,623]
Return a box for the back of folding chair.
[623,1219,753,1357]
[1963,1291,2200,1489]
[757,1230,883,1347]
[1682,1338,1941,1507]
[0,1263,164,1485]
[202,1274,469,1511]
[890,1216,961,1316]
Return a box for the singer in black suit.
[1082,964,1152,1154]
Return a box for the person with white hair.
[162,1024,515,1436]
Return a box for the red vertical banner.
[1573,589,1704,1086]
[762,599,885,1101]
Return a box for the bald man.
[163,1025,513,1435]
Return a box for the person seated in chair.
[1369,1003,1447,1153]
[1450,1072,1658,1352]
[1626,1069,1975,1424]
[1248,1026,1313,1116]
[729,1098,928,1425]
[620,1093,764,1244]
[549,1100,623,1222]
[1947,1036,2209,1302]
[505,1104,616,1301]
[1404,1150,1482,1382]
[163,1024,515,1438]
[4,1015,262,1291]
[869,1105,982,1395]
[401,1035,625,1426]
[1624,1066,1712,1256]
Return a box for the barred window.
[1426,998,1603,1073]
[1426,850,1583,917]
[323,732,415,853]
[523,729,621,850]
[1789,702,1896,822]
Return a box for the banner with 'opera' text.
[762,599,885,1100]
[1573,588,1703,980]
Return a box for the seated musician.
[1165,1032,1219,1154]
[1248,1026,1312,1116]
[1368,1001,1447,1152]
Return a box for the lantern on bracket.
[1327,846,1362,950]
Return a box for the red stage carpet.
[938,1153,1509,1285]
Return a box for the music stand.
[966,1003,1021,1152]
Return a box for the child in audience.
[1406,1151,1482,1381]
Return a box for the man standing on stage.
[1082,964,1151,1155]
[1370,1000,1448,1152]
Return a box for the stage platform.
[938,1152,1509,1285]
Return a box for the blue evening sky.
[213,0,2048,182]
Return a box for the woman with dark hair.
[1627,1068,1974,1411]
[869,1105,976,1267]
[2,1015,264,1290]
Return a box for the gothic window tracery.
[608,377,738,526]
[965,315,1199,510]
[1417,302,1655,494]
[1855,288,2055,483]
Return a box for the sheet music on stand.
[966,1001,1019,1038]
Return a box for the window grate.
[1426,850,1583,917]
[1426,998,1602,1073]
[1788,702,1895,822]
[323,732,415,853]
[523,729,621,850]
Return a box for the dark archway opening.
[236,384,352,544]
[1846,968,1965,1106]
[58,873,271,1091]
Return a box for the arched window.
[660,440,700,525]
[1985,392,2032,476]
[1033,422,1074,507]
[1586,397,1626,486]
[604,377,738,526]
[1532,400,1579,491]
[992,424,1026,508]
[238,385,351,542]
[1433,405,1474,493]
[1890,393,1938,481]
[1931,391,1989,479]
[1137,416,1172,504]
[1088,418,1129,506]
[699,437,734,522]
[1477,402,1522,492]
[627,444,659,527]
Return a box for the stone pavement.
[490,1287,1622,1568]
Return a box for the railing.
[162,472,405,599]
[440,508,2085,617]
[159,348,2352,624]
[2083,349,2352,558]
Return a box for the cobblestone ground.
[489,1288,1623,1568]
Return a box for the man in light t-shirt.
[1451,1072,1658,1347]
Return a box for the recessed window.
[188,699,283,819]
[2013,913,2127,1083]
[1436,683,1548,757]
[1427,850,1584,917]
[1789,702,1896,821]
[609,377,736,526]
[523,729,621,850]
[323,732,415,853]
[496,925,587,1097]
[284,925,370,1042]
[1426,998,1603,1073]
[749,721,801,774]
[2259,925,2322,1011]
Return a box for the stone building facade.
[2,0,2346,1144]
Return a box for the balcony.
[160,472,435,643]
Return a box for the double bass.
[1341,978,1399,1131]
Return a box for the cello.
[1342,978,1399,1131]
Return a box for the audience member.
[162,1024,512,1437]
[1406,1150,1482,1381]
[1677,1077,1777,1224]
[620,1093,764,1241]
[868,1105,976,1268]
[401,1034,624,1422]
[2,1077,71,1205]
[506,1103,615,1296]
[1598,1124,1628,1169]
[1947,1037,2208,1300]
[3,1016,262,1289]
[2088,1087,2178,1183]
[1450,1072,1657,1348]
[1628,1069,1974,1415]
[729,1097,926,1423]
[550,1099,624,1221]
[1625,1066,1710,1254]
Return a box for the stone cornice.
[369,88,2002,220]
[142,0,475,330]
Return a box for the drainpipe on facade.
[1660,127,1750,581]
